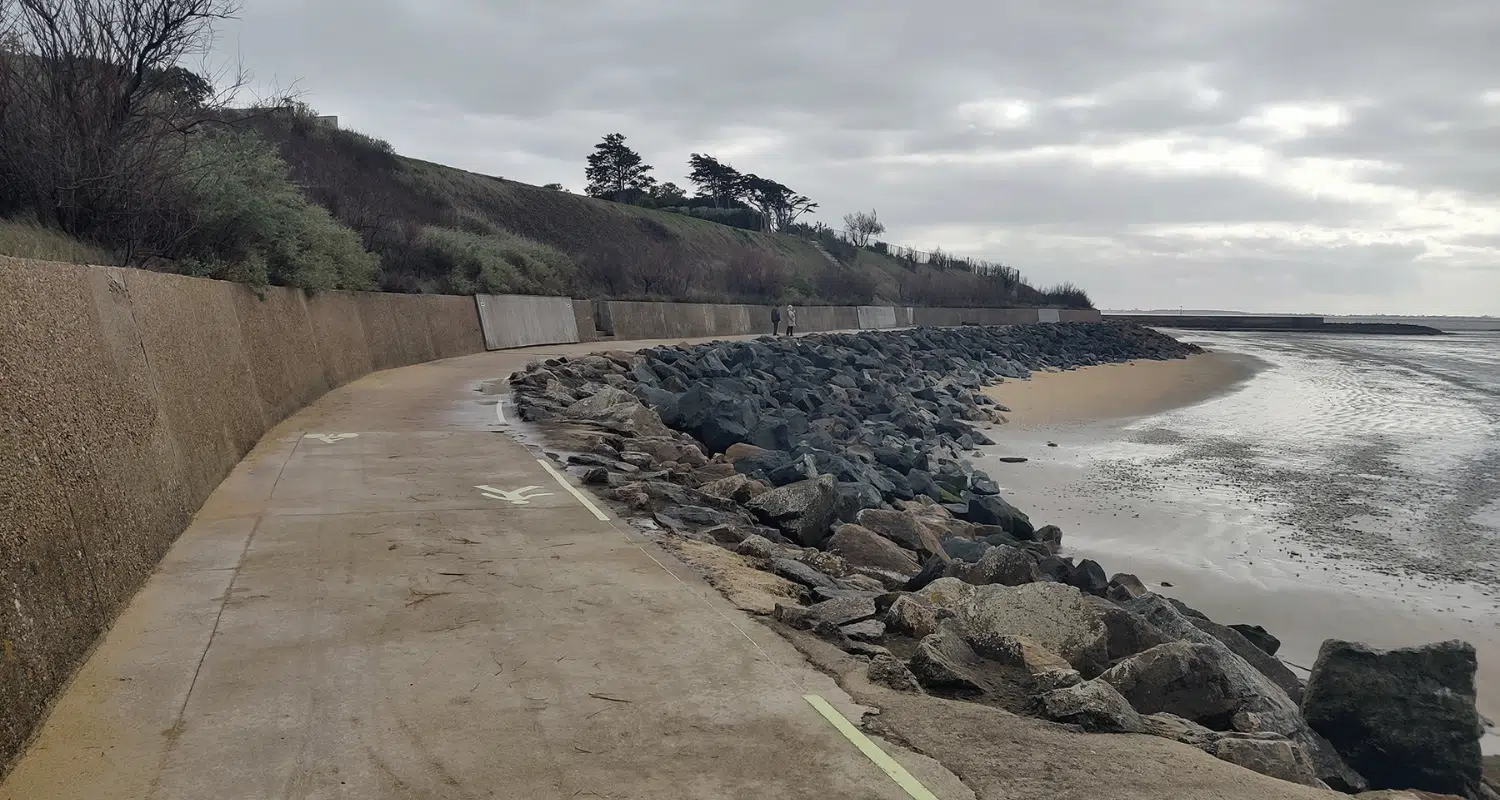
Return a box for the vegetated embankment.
[509,322,1495,799]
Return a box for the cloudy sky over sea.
[223,1,1500,315]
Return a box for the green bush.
[418,226,577,295]
[176,131,379,290]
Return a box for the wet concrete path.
[2,338,958,799]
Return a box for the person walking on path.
[771,305,781,335]
[784,304,796,336]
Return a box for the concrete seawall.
[0,258,489,770]
[0,256,1098,773]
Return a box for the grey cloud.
[220,0,1500,313]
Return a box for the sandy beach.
[979,333,1500,753]
[982,350,1263,425]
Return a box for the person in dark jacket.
[771,305,781,335]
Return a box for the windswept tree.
[842,209,885,247]
[741,174,816,232]
[686,153,743,208]
[584,133,656,202]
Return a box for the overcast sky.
[221,1,1500,314]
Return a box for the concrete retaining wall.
[475,294,580,350]
[600,300,1096,339]
[0,258,487,772]
[857,306,899,329]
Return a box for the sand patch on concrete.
[983,351,1261,427]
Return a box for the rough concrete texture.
[858,305,899,329]
[572,298,599,342]
[1,341,961,799]
[0,258,488,773]
[476,293,581,349]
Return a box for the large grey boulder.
[962,544,1040,587]
[1038,679,1145,733]
[916,578,1109,677]
[907,629,988,693]
[827,524,921,576]
[1099,641,1246,726]
[963,494,1035,539]
[1190,615,1303,703]
[747,475,837,547]
[1121,594,1365,792]
[563,387,675,438]
[882,595,939,639]
[1301,639,1483,798]
[1212,737,1326,789]
[1082,595,1172,662]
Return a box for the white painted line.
[495,397,507,425]
[803,695,939,800]
[536,459,610,521]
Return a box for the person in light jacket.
[784,304,796,336]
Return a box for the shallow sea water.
[982,330,1500,752]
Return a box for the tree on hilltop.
[585,133,656,203]
[843,209,885,247]
[687,153,743,208]
[741,174,816,232]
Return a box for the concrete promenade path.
[2,337,960,800]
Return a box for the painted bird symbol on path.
[475,485,554,505]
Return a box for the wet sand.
[979,337,1500,753]
[983,350,1263,425]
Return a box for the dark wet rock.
[963,494,1035,539]
[1039,679,1146,733]
[1121,594,1365,792]
[1190,617,1303,703]
[801,594,881,628]
[1213,737,1326,789]
[1302,639,1483,798]
[1082,595,1172,663]
[724,442,770,463]
[1034,555,1073,583]
[1230,624,1281,656]
[867,654,923,693]
[580,466,609,485]
[833,480,884,523]
[746,476,837,547]
[1106,573,1149,602]
[1066,559,1109,597]
[940,534,990,563]
[962,545,1040,587]
[1033,524,1063,554]
[827,524,922,576]
[917,579,1109,677]
[771,558,839,591]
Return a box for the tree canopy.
[584,133,656,202]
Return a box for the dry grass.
[0,218,115,265]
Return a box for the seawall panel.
[232,285,328,425]
[0,258,486,774]
[305,291,374,388]
[857,306,898,329]
[476,294,581,349]
[572,300,598,343]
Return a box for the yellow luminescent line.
[536,459,610,521]
[803,694,940,800]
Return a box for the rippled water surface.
[1111,331,1500,589]
[986,331,1500,748]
